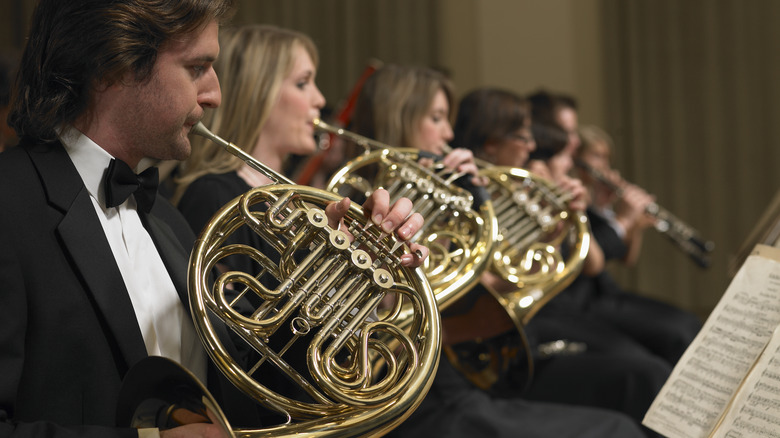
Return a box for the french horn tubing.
[118,122,442,438]
[317,118,498,313]
[477,166,590,325]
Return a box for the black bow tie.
[104,158,159,213]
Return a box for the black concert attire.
[518,207,701,436]
[178,171,260,274]
[386,351,645,437]
[581,207,701,363]
[0,137,258,437]
[530,208,700,364]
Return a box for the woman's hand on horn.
[443,148,488,186]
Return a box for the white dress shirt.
[59,127,207,387]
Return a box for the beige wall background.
[3,0,778,321]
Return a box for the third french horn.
[445,160,590,391]
[477,165,590,326]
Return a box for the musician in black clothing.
[572,123,702,364]
[452,88,670,435]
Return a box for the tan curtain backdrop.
[233,0,441,112]
[601,0,780,318]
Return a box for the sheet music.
[643,245,780,438]
[711,325,780,438]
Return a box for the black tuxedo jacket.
[0,139,256,437]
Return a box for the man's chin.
[171,133,193,160]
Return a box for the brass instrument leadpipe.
[192,122,295,185]
[574,159,714,269]
[314,118,472,202]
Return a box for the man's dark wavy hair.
[9,0,235,142]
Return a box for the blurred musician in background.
[453,87,669,435]
[172,24,325,202]
[576,124,657,267]
[349,64,645,438]
[528,89,701,366]
[349,63,482,185]
[172,24,328,254]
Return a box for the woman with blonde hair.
[171,25,429,430]
[174,24,324,204]
[176,25,426,277]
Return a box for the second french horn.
[318,118,498,312]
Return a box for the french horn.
[443,165,590,392]
[118,122,442,437]
[478,166,590,326]
[317,118,498,312]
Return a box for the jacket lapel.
[27,142,148,368]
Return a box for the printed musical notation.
[712,338,780,438]
[643,245,780,438]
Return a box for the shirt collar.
[60,126,115,208]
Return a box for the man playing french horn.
[0,2,431,437]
